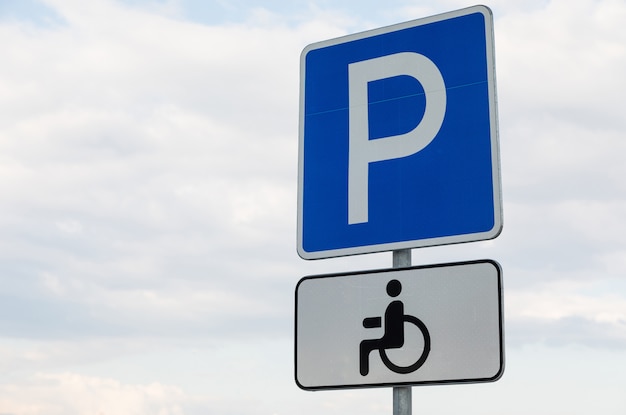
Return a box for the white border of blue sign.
[297,5,502,259]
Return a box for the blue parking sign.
[297,6,502,259]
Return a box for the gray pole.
[392,249,412,415]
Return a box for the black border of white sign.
[295,259,504,390]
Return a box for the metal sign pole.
[392,249,412,415]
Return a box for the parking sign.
[297,6,502,259]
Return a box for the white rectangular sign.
[295,260,504,390]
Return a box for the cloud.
[0,372,191,415]
[1,0,624,346]
[1,0,626,413]
[496,0,626,199]
[0,0,319,342]
[505,277,626,347]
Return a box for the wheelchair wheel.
[379,314,430,374]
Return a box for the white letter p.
[348,52,446,224]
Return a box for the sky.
[0,0,625,414]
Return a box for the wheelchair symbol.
[359,279,430,376]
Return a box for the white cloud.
[0,0,368,353]
[508,280,626,323]
[2,0,623,345]
[1,0,626,413]
[0,372,190,415]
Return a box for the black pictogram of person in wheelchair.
[360,279,430,376]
